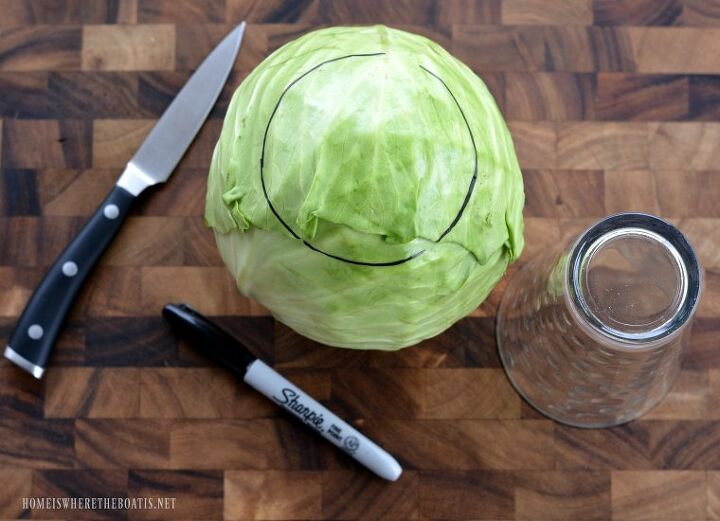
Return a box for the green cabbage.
[206,25,524,350]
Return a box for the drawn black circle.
[260,53,479,266]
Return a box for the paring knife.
[162,303,403,481]
[4,23,246,379]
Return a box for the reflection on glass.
[496,213,702,428]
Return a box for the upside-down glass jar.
[496,213,702,428]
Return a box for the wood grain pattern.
[74,267,142,317]
[75,419,171,469]
[515,471,611,520]
[83,317,176,366]
[643,370,708,420]
[423,368,521,418]
[82,24,175,71]
[139,0,226,24]
[92,119,153,167]
[226,0,502,28]
[506,121,557,168]
[648,122,720,169]
[612,471,707,520]
[557,122,649,169]
[0,71,141,118]
[627,27,720,73]
[139,367,279,418]
[419,470,514,519]
[45,367,141,418]
[0,0,138,26]
[169,419,292,470]
[32,469,128,518]
[2,119,91,168]
[0,468,32,518]
[0,366,43,417]
[690,75,720,120]
[596,73,690,120]
[505,72,595,120]
[524,169,605,216]
[129,469,224,520]
[325,470,420,519]
[0,419,74,469]
[708,471,720,519]
[365,419,556,470]
[224,470,322,520]
[0,1,719,520]
[593,0,683,26]
[605,172,720,218]
[502,0,593,25]
[683,0,720,26]
[0,26,81,71]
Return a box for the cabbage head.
[206,25,524,350]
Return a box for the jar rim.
[565,213,702,348]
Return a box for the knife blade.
[4,23,246,379]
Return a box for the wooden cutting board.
[1,1,720,519]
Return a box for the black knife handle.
[4,185,135,378]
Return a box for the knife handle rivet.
[103,204,120,220]
[28,325,44,340]
[62,261,78,277]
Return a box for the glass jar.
[496,213,702,428]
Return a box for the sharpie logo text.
[273,388,325,432]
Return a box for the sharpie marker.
[162,303,403,482]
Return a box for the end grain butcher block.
[1,0,720,520]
